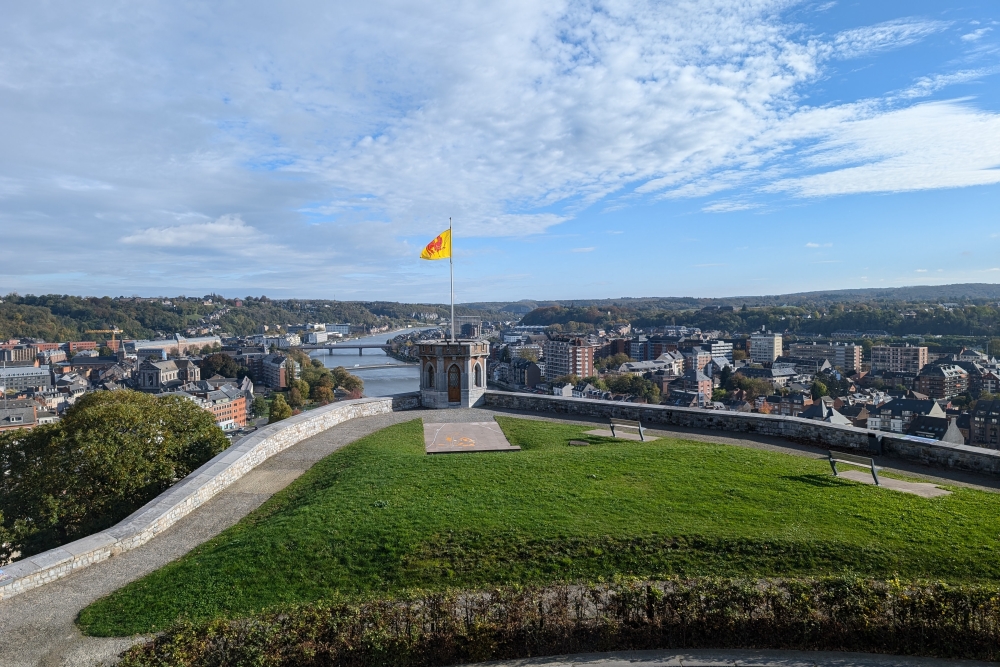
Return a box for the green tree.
[0,391,226,563]
[200,353,245,379]
[287,387,304,408]
[98,345,114,357]
[251,394,269,419]
[268,395,292,423]
[811,380,829,400]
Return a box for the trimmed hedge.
[119,577,1000,666]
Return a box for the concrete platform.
[424,420,521,454]
[584,428,658,442]
[838,470,951,498]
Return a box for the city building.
[136,359,201,391]
[788,342,862,373]
[509,357,542,387]
[749,333,782,364]
[0,364,52,392]
[543,337,594,380]
[905,416,965,444]
[668,367,712,405]
[870,344,928,373]
[326,324,351,336]
[0,400,38,431]
[915,364,968,399]
[261,353,297,389]
[867,398,945,433]
[177,383,248,431]
[970,399,1000,448]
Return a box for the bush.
[0,391,227,563]
[118,578,1000,666]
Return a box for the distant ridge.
[463,283,1000,311]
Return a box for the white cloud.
[915,269,927,272]
[121,215,268,249]
[768,101,1000,197]
[829,19,949,60]
[962,28,992,42]
[805,242,833,247]
[571,247,595,253]
[899,68,998,99]
[703,201,760,213]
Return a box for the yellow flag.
[420,228,451,260]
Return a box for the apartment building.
[870,344,928,373]
[788,342,862,373]
[867,398,945,433]
[749,333,782,364]
[915,364,969,399]
[971,399,1000,448]
[0,365,52,392]
[543,337,594,381]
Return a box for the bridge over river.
[296,343,391,356]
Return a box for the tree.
[719,365,733,388]
[0,390,227,564]
[733,349,748,361]
[251,394,269,419]
[268,395,292,423]
[288,387,304,408]
[200,353,245,379]
[312,385,334,404]
[811,380,829,400]
[98,345,114,357]
[517,348,538,362]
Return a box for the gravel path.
[2,406,997,666]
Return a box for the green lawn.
[79,417,1000,636]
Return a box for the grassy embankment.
[79,416,1000,636]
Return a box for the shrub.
[0,390,227,563]
[117,578,1000,666]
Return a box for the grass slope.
[79,417,1000,636]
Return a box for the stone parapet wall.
[881,435,1000,475]
[0,397,404,602]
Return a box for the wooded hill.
[0,294,494,342]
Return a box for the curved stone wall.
[0,397,403,602]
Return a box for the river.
[309,328,435,397]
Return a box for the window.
[426,364,435,389]
[474,363,482,388]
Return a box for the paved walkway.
[473,649,995,666]
[2,407,998,666]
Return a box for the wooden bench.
[609,418,646,441]
[828,450,880,486]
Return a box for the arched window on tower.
[426,364,435,389]
[474,362,483,388]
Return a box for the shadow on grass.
[780,474,847,488]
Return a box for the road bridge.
[296,343,391,356]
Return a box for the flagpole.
[449,217,455,342]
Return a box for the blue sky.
[1,1,998,302]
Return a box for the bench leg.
[639,425,644,441]
[871,463,880,486]
[829,459,838,477]
[610,424,616,438]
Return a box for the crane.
[86,327,124,352]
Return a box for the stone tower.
[417,339,489,408]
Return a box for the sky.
[1,0,999,303]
